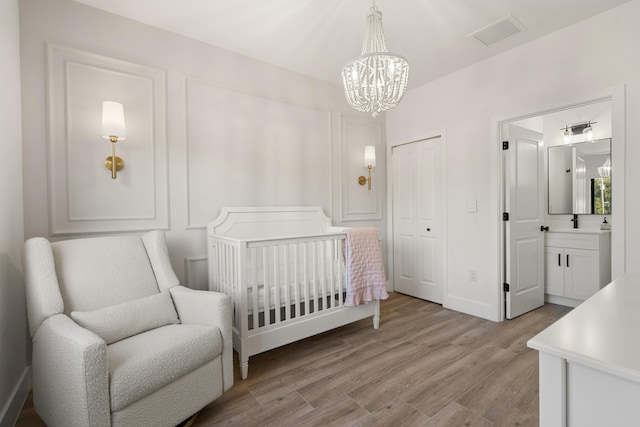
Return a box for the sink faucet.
[571,214,578,229]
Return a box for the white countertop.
[528,273,640,383]
[546,228,611,235]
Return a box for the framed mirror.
[548,138,611,215]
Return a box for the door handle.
[566,254,570,267]
[541,225,549,232]
[558,253,561,266]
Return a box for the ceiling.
[72,0,630,90]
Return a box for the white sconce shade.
[102,101,126,140]
[364,145,376,168]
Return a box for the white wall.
[0,0,29,425]
[387,0,640,320]
[20,0,387,290]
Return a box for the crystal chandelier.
[342,2,409,118]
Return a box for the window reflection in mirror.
[548,138,611,215]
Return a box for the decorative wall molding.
[46,44,168,235]
[184,256,208,291]
[338,114,383,222]
[184,77,332,229]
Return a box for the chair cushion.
[70,291,179,344]
[107,323,222,412]
[52,236,160,314]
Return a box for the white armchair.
[22,230,233,427]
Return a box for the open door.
[504,124,545,319]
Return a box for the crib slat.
[251,247,258,331]
[293,243,299,319]
[320,240,326,311]
[284,245,290,321]
[262,248,269,325]
[302,242,309,317]
[274,245,281,324]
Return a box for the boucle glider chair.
[22,231,233,427]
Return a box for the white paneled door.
[392,138,443,303]
[504,124,545,319]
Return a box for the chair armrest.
[169,286,233,391]
[32,314,110,427]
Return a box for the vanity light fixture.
[102,101,126,179]
[561,121,597,145]
[358,145,376,190]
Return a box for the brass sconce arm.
[105,136,124,179]
[358,165,373,190]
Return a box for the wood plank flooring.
[15,292,570,427]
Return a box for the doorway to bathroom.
[497,86,624,320]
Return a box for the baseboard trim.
[0,367,31,427]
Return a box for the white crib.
[207,206,381,379]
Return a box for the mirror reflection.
[548,138,611,215]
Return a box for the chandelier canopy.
[342,2,409,118]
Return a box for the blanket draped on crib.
[344,227,388,306]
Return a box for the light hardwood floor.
[15,292,570,427]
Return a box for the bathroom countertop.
[546,228,611,235]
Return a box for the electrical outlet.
[469,270,478,282]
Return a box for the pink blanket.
[344,227,388,306]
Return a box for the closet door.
[392,138,442,303]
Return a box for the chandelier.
[598,156,611,178]
[342,2,409,118]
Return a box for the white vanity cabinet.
[544,230,611,307]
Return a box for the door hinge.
[503,212,509,221]
[503,283,510,292]
[502,141,509,150]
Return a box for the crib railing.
[209,232,349,335]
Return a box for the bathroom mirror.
[548,138,611,215]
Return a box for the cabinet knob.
[541,225,549,232]
[426,228,431,232]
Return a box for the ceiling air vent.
[469,15,526,47]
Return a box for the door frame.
[494,85,626,321]
[386,130,449,304]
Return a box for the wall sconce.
[358,145,376,190]
[102,101,126,179]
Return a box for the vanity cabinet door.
[545,247,565,296]
[564,248,599,300]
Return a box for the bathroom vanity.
[544,229,611,307]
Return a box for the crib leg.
[373,299,380,329]
[240,358,249,380]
